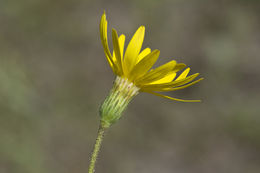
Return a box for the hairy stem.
[88,124,106,173]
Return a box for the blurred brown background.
[0,0,260,173]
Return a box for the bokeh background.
[1,0,260,173]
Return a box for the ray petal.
[149,72,177,84]
[112,28,123,75]
[118,34,125,60]
[137,48,151,64]
[166,78,204,91]
[176,68,190,80]
[136,60,177,84]
[173,63,186,72]
[123,26,145,75]
[128,50,160,81]
[147,91,201,102]
[100,12,118,74]
[141,73,200,90]
[144,78,204,92]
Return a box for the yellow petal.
[166,78,204,91]
[118,34,125,59]
[147,91,201,102]
[100,12,118,74]
[112,51,116,62]
[123,26,145,75]
[170,73,200,87]
[112,28,123,75]
[128,50,160,81]
[173,63,186,72]
[150,72,177,84]
[111,52,117,69]
[146,78,204,92]
[176,68,190,80]
[141,73,200,90]
[136,48,151,64]
[136,60,177,84]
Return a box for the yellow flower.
[99,12,204,127]
[88,13,204,171]
[100,12,203,103]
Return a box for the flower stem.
[88,123,106,173]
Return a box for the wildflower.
[99,12,203,128]
[88,12,204,173]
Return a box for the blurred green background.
[0,0,260,173]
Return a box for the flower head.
[99,12,203,127]
[100,12,203,103]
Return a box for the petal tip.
[153,49,160,54]
[138,25,145,33]
[112,28,117,33]
[102,11,106,19]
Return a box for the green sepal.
[99,77,139,128]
